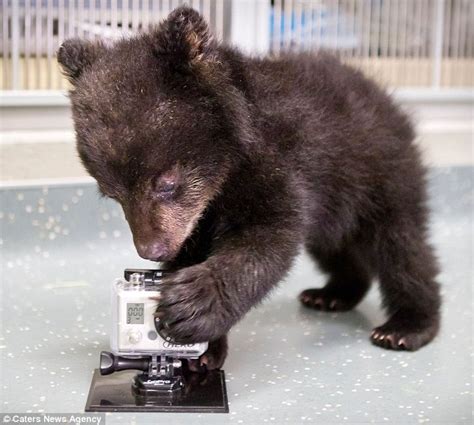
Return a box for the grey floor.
[0,167,472,424]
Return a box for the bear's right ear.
[57,39,104,83]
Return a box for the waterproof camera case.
[111,269,208,357]
[85,268,229,413]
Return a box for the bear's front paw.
[155,264,230,344]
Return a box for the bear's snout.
[135,241,170,262]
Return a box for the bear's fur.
[58,6,441,370]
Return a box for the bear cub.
[58,6,441,370]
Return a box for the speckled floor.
[0,167,472,424]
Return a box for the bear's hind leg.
[300,242,373,312]
[371,221,441,351]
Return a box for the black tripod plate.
[84,369,229,413]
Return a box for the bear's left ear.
[57,39,105,83]
[153,6,218,72]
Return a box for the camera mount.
[100,351,184,395]
[85,350,228,413]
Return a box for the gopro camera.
[111,268,208,358]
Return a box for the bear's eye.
[155,180,176,199]
[158,181,175,194]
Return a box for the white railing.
[0,0,229,90]
[0,0,472,90]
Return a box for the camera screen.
[126,303,144,324]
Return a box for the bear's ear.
[57,39,104,83]
[153,6,217,72]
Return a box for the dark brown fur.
[58,7,441,369]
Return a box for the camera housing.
[111,268,208,358]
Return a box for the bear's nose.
[136,242,169,261]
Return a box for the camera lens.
[154,316,174,342]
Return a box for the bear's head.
[58,6,251,261]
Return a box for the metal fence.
[270,0,473,88]
[0,0,472,90]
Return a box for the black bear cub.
[58,7,440,370]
